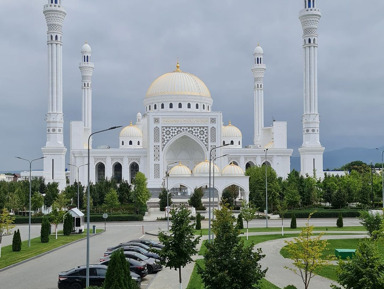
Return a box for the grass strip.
[195,226,365,235]
[0,230,102,269]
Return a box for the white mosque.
[41,0,324,200]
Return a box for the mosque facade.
[41,0,324,198]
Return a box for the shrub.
[237,213,244,230]
[63,213,73,236]
[196,213,201,230]
[359,211,383,237]
[290,213,297,229]
[12,229,21,252]
[41,217,50,243]
[337,213,344,228]
[104,249,134,289]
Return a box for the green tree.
[332,240,384,289]
[221,185,239,208]
[103,249,134,289]
[117,181,131,204]
[49,207,65,239]
[290,213,297,229]
[40,216,50,243]
[199,205,266,289]
[240,201,256,240]
[284,216,330,289]
[337,213,344,228]
[31,191,44,212]
[12,229,21,252]
[63,212,73,236]
[54,193,69,210]
[158,188,172,212]
[158,205,201,289]
[131,172,151,214]
[44,182,59,207]
[188,187,205,210]
[103,188,120,212]
[0,208,15,257]
[277,201,288,236]
[359,211,383,238]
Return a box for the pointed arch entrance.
[163,134,206,171]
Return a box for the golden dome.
[193,160,220,176]
[169,162,192,176]
[119,122,142,138]
[145,63,211,98]
[222,163,244,176]
[222,121,242,138]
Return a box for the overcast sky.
[1,0,384,172]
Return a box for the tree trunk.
[0,229,3,257]
[179,266,182,289]
[55,224,58,239]
[246,222,249,240]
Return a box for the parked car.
[101,251,162,274]
[126,241,161,252]
[100,257,148,278]
[104,246,160,260]
[58,264,140,289]
[129,239,164,249]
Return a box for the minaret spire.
[298,0,324,177]
[80,42,94,148]
[42,0,67,190]
[251,44,266,147]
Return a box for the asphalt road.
[0,221,167,289]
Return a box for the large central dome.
[143,62,213,113]
[146,62,211,98]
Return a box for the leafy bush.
[63,213,73,236]
[359,211,383,237]
[285,209,361,218]
[290,214,297,229]
[237,213,244,229]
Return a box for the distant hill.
[291,147,382,172]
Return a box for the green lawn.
[0,230,101,269]
[186,259,281,289]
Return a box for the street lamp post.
[68,163,88,209]
[86,126,121,288]
[208,144,229,242]
[381,151,384,209]
[165,161,178,231]
[212,154,228,219]
[16,156,44,247]
[264,148,268,228]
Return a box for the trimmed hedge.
[14,214,143,224]
[284,209,362,218]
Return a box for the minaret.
[298,0,324,177]
[41,0,67,190]
[79,42,94,148]
[252,44,266,147]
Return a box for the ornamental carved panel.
[210,127,216,143]
[162,126,208,150]
[154,164,160,179]
[154,127,160,143]
[154,145,160,161]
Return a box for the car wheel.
[148,265,154,274]
[70,283,82,289]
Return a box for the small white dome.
[169,163,192,176]
[222,163,244,176]
[253,44,263,55]
[193,160,220,176]
[222,121,242,138]
[119,122,142,138]
[81,42,92,54]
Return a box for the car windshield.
[126,251,148,260]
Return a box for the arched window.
[208,105,210,111]
[169,103,173,109]
[230,140,234,145]
[238,141,241,145]
[137,141,140,145]
[96,162,105,182]
[154,104,157,110]
[122,141,124,145]
[196,103,199,109]
[313,38,316,44]
[161,103,164,109]
[178,103,182,108]
[308,38,311,44]
[246,161,255,170]
[308,0,312,8]
[203,104,205,110]
[257,58,259,64]
[51,35,53,41]
[130,162,139,183]
[129,140,133,145]
[223,141,225,145]
[55,35,58,41]
[187,103,191,109]
[113,162,122,183]
[86,56,89,62]
[149,105,151,111]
